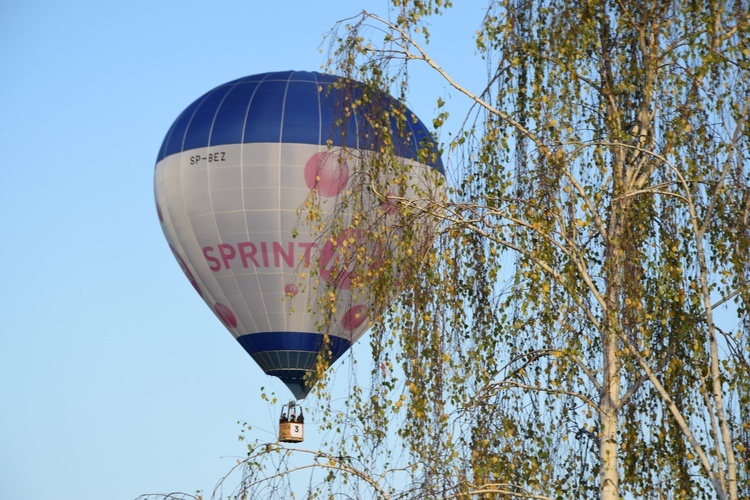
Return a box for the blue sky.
[0,1,485,498]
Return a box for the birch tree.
[315,1,749,498]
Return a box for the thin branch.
[446,483,552,500]
[241,445,393,500]
[483,379,602,413]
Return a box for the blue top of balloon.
[156,70,443,172]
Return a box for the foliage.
[312,1,748,498]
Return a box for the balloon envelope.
[154,70,443,399]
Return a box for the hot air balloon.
[154,70,443,400]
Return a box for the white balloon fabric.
[154,71,443,399]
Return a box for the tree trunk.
[600,332,620,500]
[601,206,624,500]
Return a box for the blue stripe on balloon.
[235,331,351,367]
[156,70,443,172]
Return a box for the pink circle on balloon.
[214,302,238,329]
[170,245,202,297]
[284,283,299,296]
[342,305,368,331]
[304,152,349,197]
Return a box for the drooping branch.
[616,330,728,499]
[355,10,552,157]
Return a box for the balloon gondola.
[278,400,305,443]
[154,70,443,401]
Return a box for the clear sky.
[0,1,485,498]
